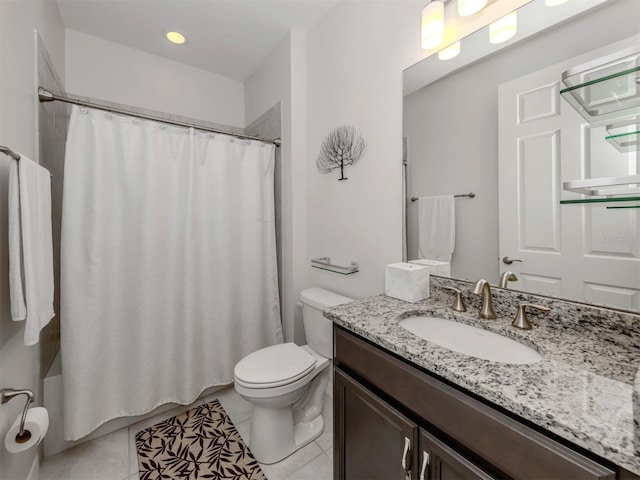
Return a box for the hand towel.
[8,155,55,345]
[417,195,455,262]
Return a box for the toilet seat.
[234,343,316,389]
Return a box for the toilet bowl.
[233,287,353,464]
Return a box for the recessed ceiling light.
[165,30,188,45]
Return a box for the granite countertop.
[324,291,640,475]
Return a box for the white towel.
[8,155,55,346]
[418,195,455,262]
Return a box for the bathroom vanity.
[326,281,640,479]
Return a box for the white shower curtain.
[61,105,283,441]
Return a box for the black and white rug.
[136,399,266,480]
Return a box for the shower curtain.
[60,105,283,441]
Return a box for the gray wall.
[0,1,66,475]
[404,0,640,285]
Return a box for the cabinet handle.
[402,437,412,480]
[420,451,430,480]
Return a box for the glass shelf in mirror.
[560,196,640,206]
[560,46,640,124]
[605,117,640,153]
[563,175,640,196]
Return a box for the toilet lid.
[234,343,316,388]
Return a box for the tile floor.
[40,386,334,480]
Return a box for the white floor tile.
[324,447,333,464]
[234,418,251,445]
[259,442,324,480]
[285,451,333,480]
[205,386,253,425]
[41,385,335,480]
[40,427,129,480]
[315,426,333,452]
[128,428,138,476]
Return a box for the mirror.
[403,0,640,312]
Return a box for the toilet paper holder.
[1,388,34,443]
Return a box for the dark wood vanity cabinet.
[419,430,496,480]
[335,367,494,480]
[335,368,418,480]
[333,325,617,480]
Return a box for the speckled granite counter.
[324,281,640,475]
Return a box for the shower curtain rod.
[38,87,282,148]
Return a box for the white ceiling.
[56,0,340,81]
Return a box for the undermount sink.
[399,316,543,365]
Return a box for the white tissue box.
[385,262,430,303]
[409,259,451,277]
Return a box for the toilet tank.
[300,287,353,358]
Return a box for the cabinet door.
[335,368,418,480]
[418,430,496,480]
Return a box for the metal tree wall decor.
[316,125,366,181]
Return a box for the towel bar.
[0,145,53,178]
[0,145,20,161]
[411,192,475,202]
[311,257,359,275]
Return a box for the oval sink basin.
[399,316,543,365]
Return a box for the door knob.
[502,256,523,265]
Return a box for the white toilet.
[233,287,353,464]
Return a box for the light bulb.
[489,11,517,44]
[438,42,461,60]
[166,31,188,45]
[421,1,444,50]
[458,0,488,16]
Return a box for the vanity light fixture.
[165,30,189,45]
[544,0,569,5]
[438,41,461,60]
[421,1,445,50]
[458,0,488,17]
[489,11,517,44]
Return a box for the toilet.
[233,287,353,464]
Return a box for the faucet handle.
[442,286,466,312]
[512,303,551,330]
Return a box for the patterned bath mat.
[135,399,266,480]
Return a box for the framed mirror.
[403,0,640,312]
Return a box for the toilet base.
[249,404,324,464]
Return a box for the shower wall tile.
[245,102,282,314]
[37,35,65,390]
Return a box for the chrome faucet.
[499,271,518,289]
[471,279,497,320]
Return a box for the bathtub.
[43,353,225,457]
